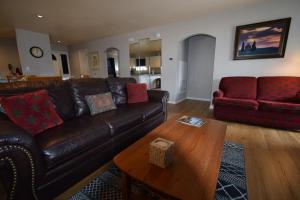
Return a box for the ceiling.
[0,0,264,45]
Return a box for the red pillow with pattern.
[127,83,149,104]
[1,90,63,135]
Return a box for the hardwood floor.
[57,99,300,200]
[169,100,300,200]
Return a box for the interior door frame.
[52,50,71,79]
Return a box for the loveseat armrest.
[148,90,169,121]
[0,120,46,200]
[213,90,224,98]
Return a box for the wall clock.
[30,46,44,58]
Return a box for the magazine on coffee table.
[177,115,206,127]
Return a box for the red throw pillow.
[127,83,149,104]
[1,90,63,135]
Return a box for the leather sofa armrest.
[0,120,46,200]
[147,90,169,121]
[213,90,224,98]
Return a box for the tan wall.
[0,39,20,79]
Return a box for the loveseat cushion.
[257,77,300,101]
[258,100,300,114]
[106,77,136,105]
[219,77,257,99]
[214,97,259,110]
[91,108,143,135]
[70,78,109,117]
[36,117,111,169]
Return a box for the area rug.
[70,142,247,200]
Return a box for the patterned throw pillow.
[1,90,63,135]
[127,83,149,104]
[85,92,116,115]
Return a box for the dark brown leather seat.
[36,118,111,169]
[119,101,163,120]
[90,109,143,135]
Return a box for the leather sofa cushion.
[257,77,300,101]
[259,100,300,114]
[70,78,109,117]
[119,102,163,120]
[214,97,259,110]
[91,108,143,135]
[47,82,76,120]
[106,77,136,105]
[220,77,257,99]
[36,117,111,169]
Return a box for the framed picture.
[88,52,100,69]
[233,18,291,60]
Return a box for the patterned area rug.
[70,142,247,200]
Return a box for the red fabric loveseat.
[213,76,300,130]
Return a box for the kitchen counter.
[132,74,161,89]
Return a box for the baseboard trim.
[168,97,186,104]
[187,97,211,102]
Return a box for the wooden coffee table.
[113,116,226,200]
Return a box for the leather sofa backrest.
[220,77,257,100]
[106,77,136,105]
[0,81,76,121]
[257,76,300,101]
[70,78,109,117]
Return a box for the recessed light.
[57,40,61,43]
[36,14,43,18]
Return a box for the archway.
[183,34,216,101]
[105,47,120,77]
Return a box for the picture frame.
[233,18,291,60]
[88,52,100,69]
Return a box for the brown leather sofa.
[0,77,169,200]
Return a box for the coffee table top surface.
[113,116,227,200]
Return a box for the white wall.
[16,28,54,76]
[186,35,215,101]
[69,49,81,78]
[0,39,20,79]
[70,0,300,103]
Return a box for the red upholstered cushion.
[257,77,300,101]
[258,100,300,114]
[219,77,257,99]
[1,90,63,135]
[214,97,259,110]
[296,93,300,102]
[127,83,149,104]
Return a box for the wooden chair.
[6,75,26,83]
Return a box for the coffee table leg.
[122,172,131,200]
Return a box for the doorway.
[185,34,216,101]
[52,51,71,79]
[129,38,162,89]
[105,48,120,78]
